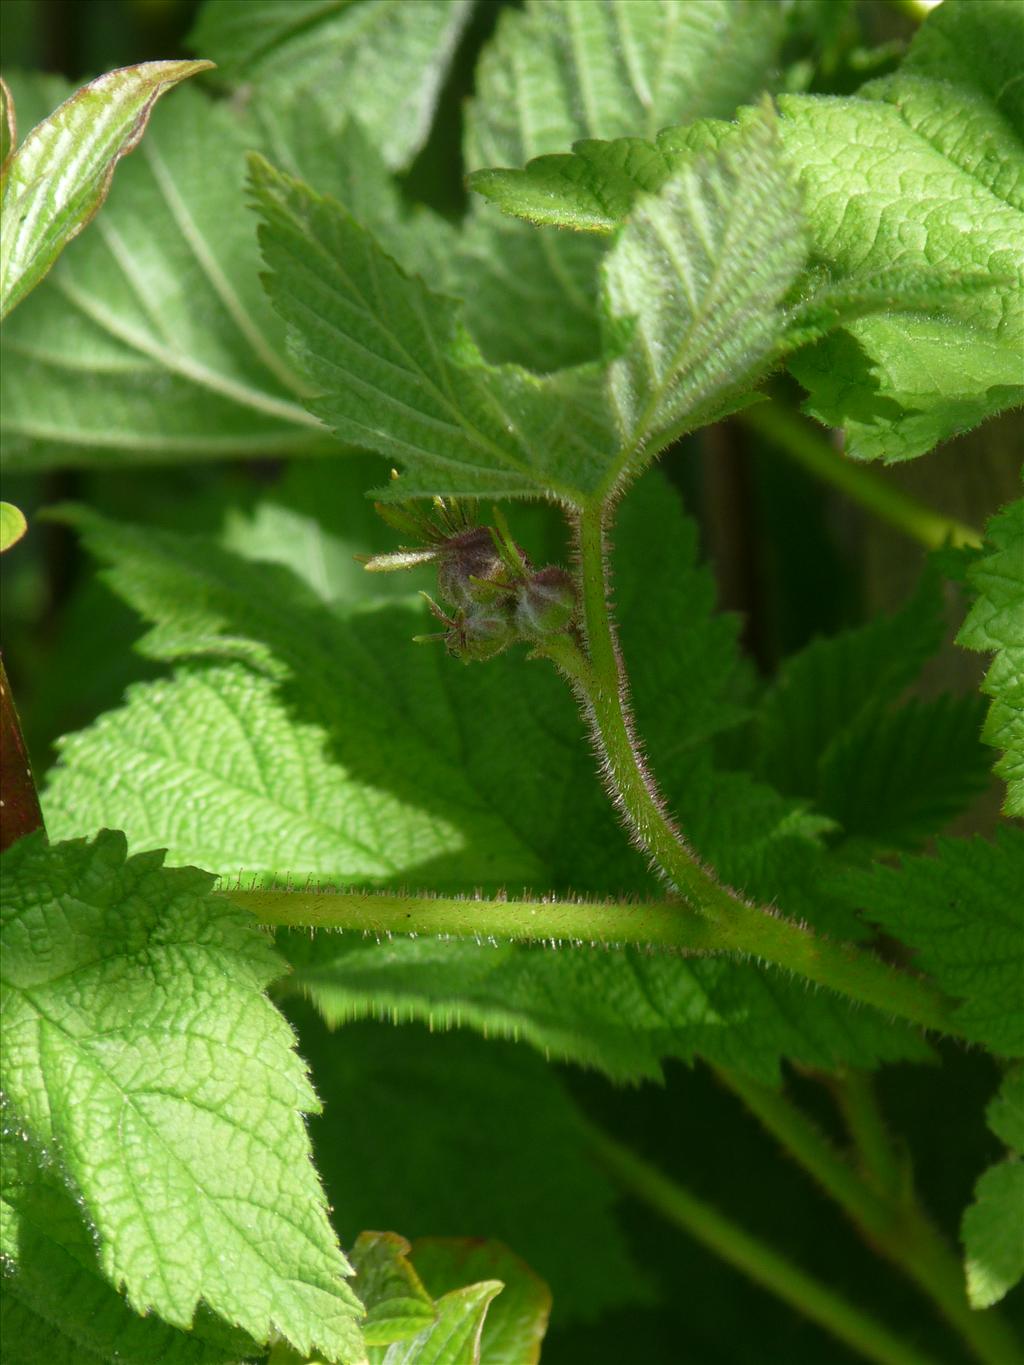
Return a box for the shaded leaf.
[349,1232,436,1347]
[298,1020,648,1323]
[750,567,945,800]
[411,1240,550,1365]
[190,0,472,171]
[0,61,211,319]
[817,693,991,852]
[0,80,333,471]
[836,829,1024,1057]
[44,473,928,1081]
[962,1068,1024,1308]
[957,496,1024,816]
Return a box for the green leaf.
[251,152,620,503]
[0,76,15,173]
[781,0,1024,460]
[349,1233,436,1347]
[963,1164,1024,1312]
[222,454,429,604]
[465,0,784,172]
[0,500,27,551]
[0,830,363,1362]
[744,561,992,851]
[42,507,545,888]
[367,1281,502,1365]
[298,1019,648,1324]
[0,1131,251,1365]
[957,496,1024,816]
[410,1240,550,1365]
[254,113,808,504]
[44,473,929,1082]
[251,105,456,283]
[453,0,786,374]
[836,828,1024,1057]
[0,61,211,320]
[467,122,731,233]
[0,79,335,471]
[189,0,472,171]
[464,1,1024,459]
[962,1067,1024,1308]
[816,693,991,853]
[987,1066,1024,1153]
[750,566,945,801]
[599,112,807,489]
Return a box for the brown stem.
[1,654,44,850]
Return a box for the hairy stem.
[718,1070,1024,1365]
[588,1127,948,1365]
[224,884,958,1037]
[546,502,961,1033]
[740,404,982,549]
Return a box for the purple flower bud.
[446,604,517,662]
[437,528,531,608]
[514,566,576,639]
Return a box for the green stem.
[718,1070,1024,1365]
[551,502,960,1033]
[829,1070,907,1203]
[588,1128,949,1365]
[740,404,981,550]
[224,884,957,1039]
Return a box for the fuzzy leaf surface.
[254,115,808,503]
[0,1133,251,1365]
[45,474,928,1082]
[455,0,785,374]
[0,831,363,1362]
[837,829,1024,1057]
[189,0,471,170]
[962,1068,1024,1308]
[251,153,619,503]
[957,497,1024,816]
[0,61,211,319]
[781,0,1024,460]
[467,122,730,233]
[465,0,1023,458]
[43,507,545,889]
[599,115,807,490]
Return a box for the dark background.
[2,3,1021,1362]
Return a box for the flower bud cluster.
[360,485,576,664]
